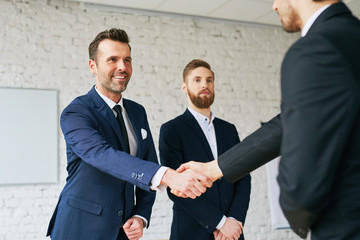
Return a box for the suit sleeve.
[60,103,161,192]
[219,124,251,225]
[159,123,224,233]
[278,35,358,237]
[218,115,282,183]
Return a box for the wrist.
[160,168,175,186]
[208,159,223,181]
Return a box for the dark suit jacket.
[159,109,251,240]
[47,86,161,240]
[218,2,360,239]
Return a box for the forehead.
[188,67,214,78]
[97,39,131,58]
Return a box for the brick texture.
[0,0,307,239]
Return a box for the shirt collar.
[187,107,215,125]
[302,4,330,37]
[95,86,124,109]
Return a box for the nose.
[117,60,126,72]
[272,1,277,12]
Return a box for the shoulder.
[160,114,185,132]
[123,98,146,113]
[214,117,237,130]
[62,93,92,114]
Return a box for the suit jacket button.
[118,211,123,216]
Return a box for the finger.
[194,172,213,188]
[171,189,189,198]
[182,188,197,199]
[124,229,142,238]
[123,220,131,229]
[176,164,187,173]
[193,178,207,194]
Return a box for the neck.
[298,0,339,30]
[188,104,211,120]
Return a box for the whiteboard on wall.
[0,88,58,185]
[266,156,290,229]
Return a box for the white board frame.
[0,88,58,185]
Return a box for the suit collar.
[302,4,330,37]
[307,2,351,35]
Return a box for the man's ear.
[89,59,97,74]
[182,81,187,94]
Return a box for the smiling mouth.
[114,75,126,80]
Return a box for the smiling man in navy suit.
[46,28,212,240]
[159,59,251,240]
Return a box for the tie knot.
[113,105,122,115]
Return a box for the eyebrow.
[106,56,132,60]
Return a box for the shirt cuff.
[215,159,223,177]
[150,166,169,191]
[216,215,227,229]
[132,215,148,228]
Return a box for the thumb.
[123,219,132,229]
[176,163,188,173]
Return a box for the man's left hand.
[123,217,144,240]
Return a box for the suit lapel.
[213,119,223,156]
[183,109,215,160]
[88,86,128,151]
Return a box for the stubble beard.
[281,6,301,33]
[99,71,129,94]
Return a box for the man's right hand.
[160,168,212,199]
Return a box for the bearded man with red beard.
[159,59,251,240]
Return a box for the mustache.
[199,89,212,95]
[113,71,128,76]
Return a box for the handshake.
[160,160,224,199]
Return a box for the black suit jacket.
[160,109,251,240]
[218,2,360,239]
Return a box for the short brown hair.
[183,59,214,82]
[88,28,131,62]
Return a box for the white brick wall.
[0,0,307,239]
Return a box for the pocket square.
[141,128,147,140]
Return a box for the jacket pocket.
[67,195,102,215]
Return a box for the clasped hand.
[163,160,223,198]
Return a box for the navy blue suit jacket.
[47,86,161,240]
[159,109,251,240]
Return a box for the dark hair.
[183,59,214,82]
[88,28,131,62]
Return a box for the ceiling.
[75,0,359,26]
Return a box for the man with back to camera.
[159,59,251,240]
[178,0,360,239]
[46,28,212,240]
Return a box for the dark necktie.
[113,105,130,154]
